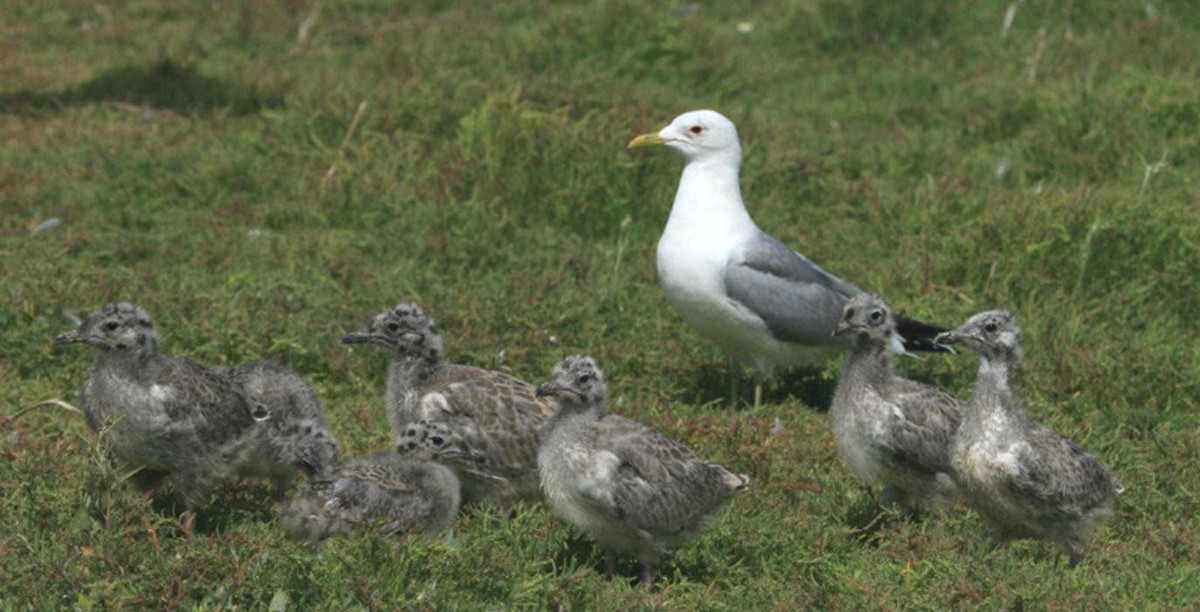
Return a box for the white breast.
[149,384,174,402]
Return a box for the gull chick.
[830,294,962,515]
[55,303,257,522]
[629,110,947,407]
[281,450,462,543]
[536,355,749,585]
[937,311,1124,567]
[284,418,478,542]
[343,303,556,508]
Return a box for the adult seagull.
[628,109,947,408]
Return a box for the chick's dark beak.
[934,331,961,345]
[54,330,83,346]
[341,331,370,344]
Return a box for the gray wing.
[724,230,862,345]
[1009,429,1122,519]
[141,356,258,504]
[156,356,257,436]
[595,416,743,533]
[877,380,962,475]
[326,456,436,535]
[424,367,554,476]
[334,457,417,493]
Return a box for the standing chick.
[536,355,750,585]
[55,303,257,522]
[830,294,962,515]
[342,304,555,508]
[936,311,1124,567]
[221,361,340,495]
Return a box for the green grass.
[3,0,1200,607]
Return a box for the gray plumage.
[830,294,963,514]
[281,450,461,543]
[726,230,864,348]
[536,355,750,585]
[221,361,340,495]
[342,303,556,508]
[628,110,948,407]
[55,303,257,515]
[936,311,1125,567]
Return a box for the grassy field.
[3,0,1200,607]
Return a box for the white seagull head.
[629,109,742,166]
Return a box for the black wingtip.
[901,337,957,354]
[895,314,955,354]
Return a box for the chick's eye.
[103,321,120,331]
[869,310,884,324]
[576,373,591,385]
[431,435,444,446]
[689,126,703,135]
[984,322,998,333]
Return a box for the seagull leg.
[726,357,740,408]
[753,381,763,410]
[130,469,167,496]
[983,525,1008,552]
[639,559,657,588]
[271,476,294,501]
[499,500,515,520]
[180,509,196,539]
[605,549,618,580]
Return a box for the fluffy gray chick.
[342,303,555,509]
[280,417,472,542]
[282,434,464,543]
[536,355,750,586]
[55,303,257,519]
[830,294,962,515]
[937,311,1124,567]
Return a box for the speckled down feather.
[831,294,962,514]
[536,355,749,585]
[395,418,507,484]
[937,311,1124,567]
[343,304,555,507]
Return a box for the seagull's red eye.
[689,126,703,135]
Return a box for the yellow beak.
[627,133,669,149]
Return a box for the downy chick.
[343,304,554,509]
[536,355,750,585]
[831,294,962,515]
[937,311,1124,567]
[55,303,257,520]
